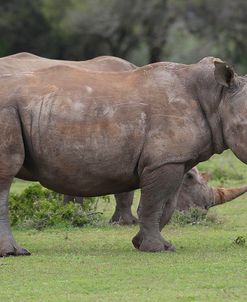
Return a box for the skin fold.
[0,54,247,256]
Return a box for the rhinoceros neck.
[144,61,228,156]
[187,65,227,155]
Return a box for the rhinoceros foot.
[139,238,176,252]
[119,214,138,225]
[132,232,176,252]
[138,239,165,252]
[110,213,138,225]
[0,237,31,257]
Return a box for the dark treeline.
[0,0,247,72]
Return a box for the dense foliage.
[9,184,109,229]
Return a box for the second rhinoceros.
[65,167,247,224]
[176,167,247,211]
[1,54,247,256]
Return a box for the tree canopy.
[0,0,246,72]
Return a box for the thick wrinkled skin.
[1,53,247,256]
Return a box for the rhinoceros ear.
[214,59,235,88]
[200,171,211,182]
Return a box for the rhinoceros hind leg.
[0,108,28,257]
[110,191,138,225]
[0,179,31,257]
[133,164,183,252]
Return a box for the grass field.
[1,150,247,301]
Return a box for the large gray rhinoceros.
[0,55,247,256]
[66,167,247,224]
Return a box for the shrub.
[9,184,107,229]
[170,208,222,226]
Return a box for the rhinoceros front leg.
[159,187,181,229]
[132,164,184,252]
[110,191,138,225]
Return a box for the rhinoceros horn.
[210,185,247,208]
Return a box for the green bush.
[170,208,222,226]
[9,184,107,229]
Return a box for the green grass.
[1,150,247,302]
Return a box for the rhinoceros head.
[214,59,247,163]
[177,167,247,211]
[177,168,213,211]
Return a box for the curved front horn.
[210,185,247,208]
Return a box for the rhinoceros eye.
[186,173,194,180]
